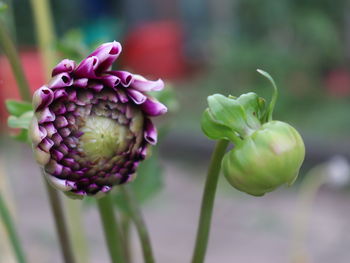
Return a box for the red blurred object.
[325,69,350,97]
[122,21,187,80]
[0,50,45,127]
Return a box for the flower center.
[79,115,131,163]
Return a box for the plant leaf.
[5,100,33,117]
[7,111,33,129]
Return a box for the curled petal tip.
[45,173,74,192]
[131,75,164,92]
[52,59,76,77]
[141,97,167,116]
[33,86,54,111]
[48,73,73,89]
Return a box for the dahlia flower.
[29,41,167,198]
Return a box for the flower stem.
[290,166,326,263]
[0,18,31,101]
[29,0,57,79]
[191,139,229,263]
[121,185,155,263]
[97,194,126,263]
[0,192,27,263]
[121,213,132,263]
[44,176,76,263]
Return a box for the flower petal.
[32,86,54,111]
[48,72,73,89]
[52,59,76,76]
[88,41,122,72]
[144,118,157,145]
[126,89,147,104]
[131,74,164,92]
[141,97,167,116]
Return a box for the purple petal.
[140,97,167,116]
[45,160,63,176]
[54,89,68,100]
[116,90,129,103]
[48,72,73,89]
[52,59,76,77]
[54,116,69,128]
[144,118,157,145]
[36,108,56,124]
[42,123,57,137]
[108,71,133,86]
[50,102,66,115]
[51,133,63,146]
[88,83,104,92]
[33,86,54,111]
[29,117,47,146]
[73,78,88,88]
[97,75,120,88]
[51,149,64,161]
[45,173,73,191]
[131,75,164,92]
[127,89,147,104]
[74,56,99,78]
[88,41,122,72]
[39,137,54,152]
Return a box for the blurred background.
[1,0,350,262]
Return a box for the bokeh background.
[1,0,350,262]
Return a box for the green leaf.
[201,108,242,145]
[207,94,252,137]
[5,100,33,117]
[236,92,265,129]
[11,129,29,143]
[7,111,33,129]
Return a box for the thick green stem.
[97,194,126,263]
[121,185,155,263]
[0,19,31,101]
[191,139,229,263]
[44,177,76,263]
[121,213,132,263]
[0,192,27,263]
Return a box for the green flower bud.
[201,69,305,196]
[222,121,305,196]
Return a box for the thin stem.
[0,192,27,263]
[121,213,132,263]
[29,0,57,79]
[0,18,31,101]
[191,139,229,263]
[121,185,155,263]
[97,194,126,263]
[290,166,326,263]
[44,177,76,263]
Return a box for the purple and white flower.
[29,41,167,198]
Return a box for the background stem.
[0,192,27,263]
[191,139,229,263]
[97,194,126,263]
[0,18,31,101]
[45,177,76,263]
[121,213,132,263]
[121,185,155,263]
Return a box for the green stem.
[64,198,90,263]
[0,192,27,263]
[191,139,229,263]
[0,18,31,101]
[290,166,326,263]
[121,185,155,263]
[29,0,57,79]
[97,194,126,263]
[44,177,76,263]
[121,213,132,263]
